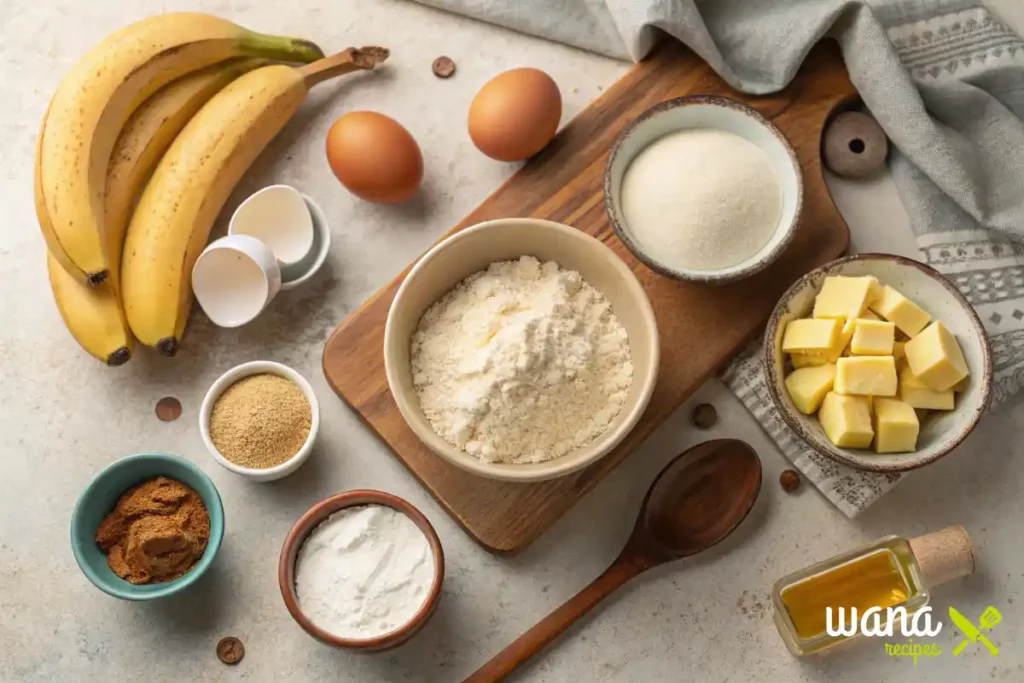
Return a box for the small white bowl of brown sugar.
[200,361,320,482]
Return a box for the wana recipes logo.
[825,604,1003,664]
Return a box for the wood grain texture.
[322,39,856,554]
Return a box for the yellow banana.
[36,12,323,284]
[46,60,264,366]
[47,261,130,366]
[122,47,389,356]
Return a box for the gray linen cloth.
[413,0,1024,515]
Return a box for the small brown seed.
[217,636,244,665]
[780,469,801,493]
[155,397,182,422]
[432,56,456,79]
[691,403,718,429]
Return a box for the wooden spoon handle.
[463,558,647,683]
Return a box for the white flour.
[294,505,434,639]
[620,128,782,270]
[410,256,633,464]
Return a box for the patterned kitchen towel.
[722,7,1024,517]
[413,0,1024,515]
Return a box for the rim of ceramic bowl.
[280,194,331,291]
[278,490,445,650]
[70,452,225,600]
[382,217,660,483]
[604,94,803,284]
[763,252,994,473]
[199,361,321,480]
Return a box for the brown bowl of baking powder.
[279,490,445,651]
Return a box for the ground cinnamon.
[95,476,210,584]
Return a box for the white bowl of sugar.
[605,94,803,284]
[199,360,320,482]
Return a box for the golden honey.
[770,535,937,656]
[780,549,910,639]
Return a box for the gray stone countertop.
[1,1,1022,681]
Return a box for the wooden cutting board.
[323,39,855,554]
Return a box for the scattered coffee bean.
[691,403,718,429]
[432,56,456,79]
[780,470,801,493]
[155,397,182,422]
[217,636,244,665]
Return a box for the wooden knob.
[822,111,888,179]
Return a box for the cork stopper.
[909,525,976,587]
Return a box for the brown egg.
[326,112,423,203]
[468,68,562,162]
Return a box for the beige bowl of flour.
[384,218,660,483]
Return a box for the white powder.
[620,128,782,271]
[294,505,434,639]
[410,256,633,464]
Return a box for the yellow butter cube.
[821,318,857,362]
[898,363,954,410]
[869,285,931,337]
[835,356,898,396]
[903,321,969,391]
[813,276,881,319]
[850,320,896,356]
[818,392,874,448]
[782,318,842,354]
[791,353,829,368]
[873,398,920,453]
[893,340,907,362]
[785,364,836,414]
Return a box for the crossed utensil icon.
[948,606,1001,656]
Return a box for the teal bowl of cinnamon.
[70,453,225,601]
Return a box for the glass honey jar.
[771,525,976,656]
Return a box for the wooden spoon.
[464,439,762,683]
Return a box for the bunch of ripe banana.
[38,12,388,364]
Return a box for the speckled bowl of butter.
[764,253,992,473]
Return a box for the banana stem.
[242,34,325,64]
[297,47,389,88]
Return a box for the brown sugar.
[209,373,311,469]
[95,477,210,584]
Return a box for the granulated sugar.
[620,128,782,271]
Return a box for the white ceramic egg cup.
[191,187,332,328]
[228,185,331,291]
[278,193,331,291]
